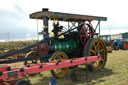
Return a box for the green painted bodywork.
[54,40,77,53]
[122,33,128,38]
[43,57,49,62]
[30,11,107,22]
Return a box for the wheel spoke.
[80,34,86,37]
[98,49,104,52]
[55,69,59,73]
[93,43,97,51]
[90,50,96,55]
[82,27,86,34]
[85,26,89,33]
[83,37,87,44]
[96,41,100,48]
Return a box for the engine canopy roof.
[30,9,107,22]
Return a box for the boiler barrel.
[53,40,76,53]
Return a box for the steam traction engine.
[24,8,107,78]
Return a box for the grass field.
[0,40,37,55]
[28,50,128,85]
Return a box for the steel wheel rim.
[90,39,106,69]
[25,51,41,65]
[52,52,69,78]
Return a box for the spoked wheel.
[24,51,42,65]
[15,79,31,85]
[80,23,94,46]
[24,51,42,75]
[50,51,69,78]
[83,38,107,70]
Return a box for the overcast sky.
[0,0,128,40]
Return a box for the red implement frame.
[0,56,101,85]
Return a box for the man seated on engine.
[49,21,64,39]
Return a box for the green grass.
[29,50,128,85]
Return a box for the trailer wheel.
[24,51,42,75]
[15,79,31,85]
[83,38,107,70]
[50,51,69,78]
[24,51,42,65]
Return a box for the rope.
[0,54,52,64]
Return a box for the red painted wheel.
[80,23,94,46]
[122,41,128,50]
[38,43,48,55]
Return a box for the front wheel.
[83,38,107,70]
[50,51,69,78]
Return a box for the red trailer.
[0,56,101,85]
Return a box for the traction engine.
[24,8,107,78]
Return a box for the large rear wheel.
[83,38,107,70]
[50,51,69,78]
